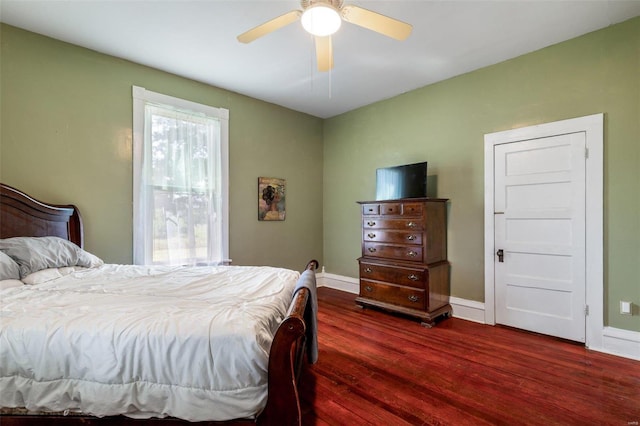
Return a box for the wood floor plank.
[301,288,640,425]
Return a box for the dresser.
[356,198,451,327]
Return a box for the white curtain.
[135,103,223,266]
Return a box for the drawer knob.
[367,221,376,227]
[407,250,418,257]
[365,286,373,292]
[408,274,419,281]
[364,267,373,273]
[367,233,376,239]
[408,295,420,303]
[406,235,416,241]
[368,247,377,253]
[407,222,417,228]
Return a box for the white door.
[494,132,586,342]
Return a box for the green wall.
[323,17,639,331]
[0,24,324,271]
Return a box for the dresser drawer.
[363,218,424,231]
[363,243,423,262]
[360,280,426,310]
[380,203,401,215]
[362,204,380,215]
[402,202,423,216]
[363,230,423,245]
[359,262,425,288]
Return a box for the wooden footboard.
[259,260,317,426]
[0,183,318,425]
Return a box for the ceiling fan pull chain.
[328,44,332,99]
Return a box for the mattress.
[0,264,300,421]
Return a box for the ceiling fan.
[237,0,412,72]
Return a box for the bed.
[0,183,317,425]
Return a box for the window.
[132,86,229,266]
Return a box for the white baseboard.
[598,327,640,361]
[318,271,640,361]
[449,296,486,324]
[317,271,358,294]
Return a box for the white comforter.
[0,264,300,421]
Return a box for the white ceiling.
[2,1,639,118]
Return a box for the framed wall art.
[258,177,286,221]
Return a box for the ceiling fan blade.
[237,10,302,43]
[315,35,333,72]
[341,5,412,41]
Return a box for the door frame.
[484,113,603,348]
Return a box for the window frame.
[132,86,229,265]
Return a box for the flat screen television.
[375,162,428,201]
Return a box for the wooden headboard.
[0,183,84,247]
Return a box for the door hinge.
[585,147,589,159]
[585,305,589,316]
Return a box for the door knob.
[497,249,504,262]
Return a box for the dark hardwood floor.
[299,288,640,425]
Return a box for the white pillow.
[0,251,20,280]
[0,236,103,278]
[22,266,86,285]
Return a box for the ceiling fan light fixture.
[301,4,342,37]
